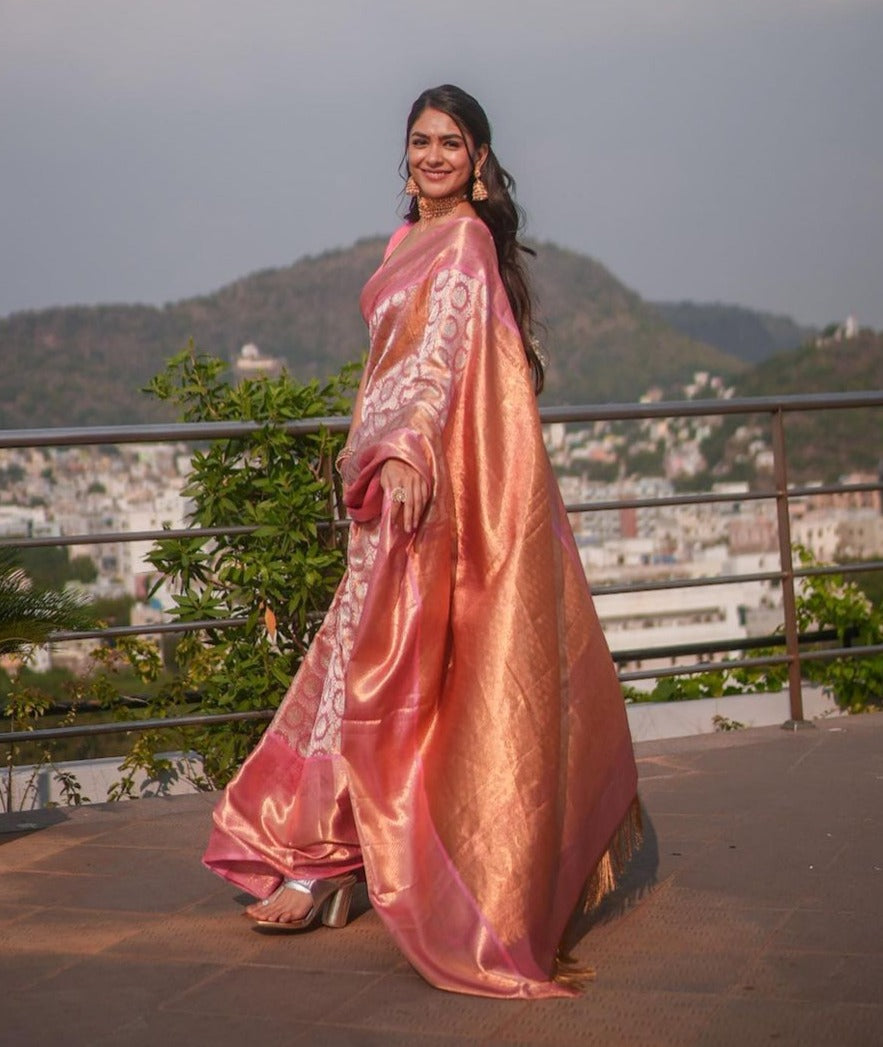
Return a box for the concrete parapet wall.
[626,684,840,742]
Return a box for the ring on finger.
[392,487,407,503]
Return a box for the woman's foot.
[245,883,314,924]
[244,874,358,931]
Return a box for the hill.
[528,244,744,404]
[0,238,743,429]
[702,330,883,483]
[0,239,384,430]
[651,300,816,363]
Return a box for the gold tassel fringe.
[553,949,597,991]
[553,795,644,991]
[580,795,643,915]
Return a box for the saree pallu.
[203,216,640,998]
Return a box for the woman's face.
[407,107,487,199]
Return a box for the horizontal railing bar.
[610,628,843,662]
[0,416,352,450]
[21,627,868,723]
[567,481,883,515]
[3,391,882,451]
[798,643,883,662]
[619,642,883,683]
[48,599,879,653]
[796,561,883,578]
[617,653,794,682]
[539,390,883,426]
[0,709,275,746]
[619,654,796,682]
[4,495,878,555]
[35,563,883,645]
[593,570,784,596]
[3,526,255,550]
[49,613,323,643]
[788,482,883,499]
[568,490,773,514]
[593,560,883,598]
[20,628,862,718]
[0,520,348,550]
[49,618,247,642]
[5,501,879,553]
[4,641,880,746]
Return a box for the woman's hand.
[380,458,429,534]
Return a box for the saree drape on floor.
[203,216,639,998]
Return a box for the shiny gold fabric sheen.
[204,216,639,998]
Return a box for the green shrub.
[622,545,883,713]
[788,545,883,712]
[128,346,358,787]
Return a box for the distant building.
[233,343,283,379]
[791,507,883,561]
[594,581,751,687]
[728,514,778,554]
[816,315,859,346]
[833,511,883,559]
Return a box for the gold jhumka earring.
[471,165,488,202]
[405,176,419,196]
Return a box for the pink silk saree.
[203,215,640,998]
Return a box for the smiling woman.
[406,108,486,203]
[401,84,545,393]
[203,83,642,999]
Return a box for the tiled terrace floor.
[1,712,881,1046]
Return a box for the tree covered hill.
[739,329,883,480]
[650,300,816,364]
[701,330,883,483]
[0,238,745,430]
[740,329,883,399]
[528,244,745,403]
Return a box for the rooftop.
[1,713,880,1046]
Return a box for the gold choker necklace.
[417,192,467,220]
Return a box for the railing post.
[4,723,14,812]
[770,407,810,728]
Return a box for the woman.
[203,84,640,999]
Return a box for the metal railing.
[2,390,883,748]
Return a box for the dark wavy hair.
[403,84,544,394]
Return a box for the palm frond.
[0,550,96,656]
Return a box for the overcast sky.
[2,0,881,328]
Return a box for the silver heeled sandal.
[252,873,358,932]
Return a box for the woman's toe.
[245,898,272,920]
